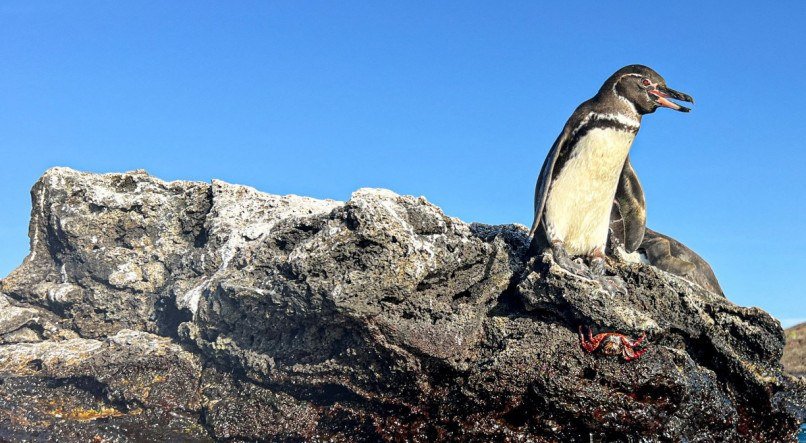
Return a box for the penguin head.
[604,65,694,115]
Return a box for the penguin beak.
[649,86,694,112]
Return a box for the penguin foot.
[589,256,606,276]
[588,248,607,276]
[551,241,595,279]
[596,275,628,296]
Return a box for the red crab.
[578,326,648,361]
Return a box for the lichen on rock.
[0,167,803,441]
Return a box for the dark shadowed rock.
[0,167,803,441]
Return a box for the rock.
[1,168,212,338]
[0,293,77,343]
[784,323,806,378]
[0,167,803,441]
[0,329,210,441]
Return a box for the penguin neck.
[587,92,642,131]
[609,91,643,122]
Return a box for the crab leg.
[578,326,600,353]
[620,332,646,348]
[623,347,648,362]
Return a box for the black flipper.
[528,103,600,254]
[611,156,646,253]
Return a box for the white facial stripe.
[616,95,639,114]
[611,73,643,115]
[610,73,644,95]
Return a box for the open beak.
[649,86,694,112]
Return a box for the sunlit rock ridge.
[0,167,803,441]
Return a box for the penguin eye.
[641,78,651,86]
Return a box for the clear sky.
[1,2,804,327]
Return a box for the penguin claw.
[597,275,628,296]
[552,245,595,279]
[548,242,627,295]
[557,257,594,279]
[590,257,606,276]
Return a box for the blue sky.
[1,2,804,327]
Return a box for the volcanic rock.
[784,323,806,378]
[0,167,803,441]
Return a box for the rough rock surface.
[784,323,806,378]
[0,167,803,442]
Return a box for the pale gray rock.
[1,168,212,337]
[175,179,341,315]
[0,167,803,442]
[0,293,76,343]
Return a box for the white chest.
[544,128,636,255]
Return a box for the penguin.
[604,118,724,297]
[529,65,694,279]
